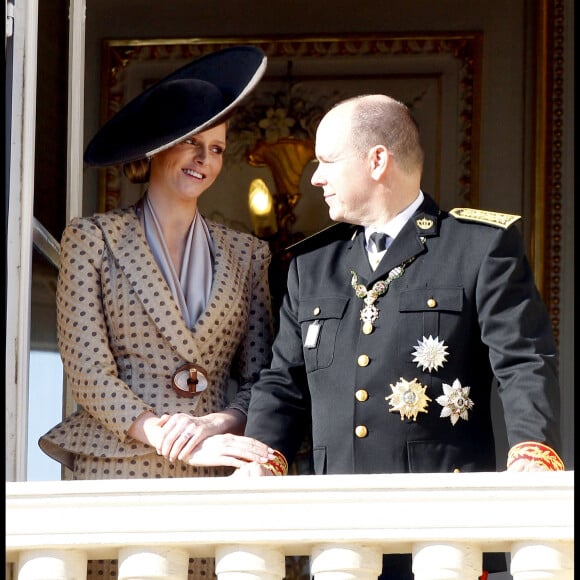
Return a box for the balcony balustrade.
[6,471,573,580]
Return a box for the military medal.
[386,377,431,421]
[351,258,415,334]
[412,335,449,372]
[436,378,474,425]
[351,275,389,335]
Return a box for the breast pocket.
[298,296,349,371]
[398,287,463,360]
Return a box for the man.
[239,94,564,577]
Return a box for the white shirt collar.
[365,190,424,246]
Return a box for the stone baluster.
[412,542,481,580]
[215,546,286,580]
[310,544,382,579]
[511,541,573,580]
[117,547,189,580]
[18,549,87,580]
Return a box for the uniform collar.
[364,190,425,244]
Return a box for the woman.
[39,45,280,578]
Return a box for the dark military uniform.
[245,193,561,578]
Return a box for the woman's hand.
[156,412,215,461]
[156,412,274,466]
[182,433,276,468]
[156,410,241,462]
[129,409,274,467]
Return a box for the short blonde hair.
[122,158,150,184]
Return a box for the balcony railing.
[6,471,573,580]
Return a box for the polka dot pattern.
[39,209,275,577]
[40,208,274,474]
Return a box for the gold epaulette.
[449,207,521,229]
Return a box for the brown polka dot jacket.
[39,206,274,470]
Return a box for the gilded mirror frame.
[96,16,563,341]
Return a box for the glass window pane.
[27,351,63,480]
[27,247,63,481]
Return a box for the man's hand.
[231,461,275,477]
[506,458,550,472]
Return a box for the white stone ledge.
[6,471,573,561]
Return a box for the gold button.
[357,354,370,367]
[453,468,461,473]
[313,307,321,315]
[427,298,437,308]
[355,389,369,402]
[355,425,368,438]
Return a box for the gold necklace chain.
[350,256,416,334]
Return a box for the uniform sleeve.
[56,219,154,442]
[244,256,311,465]
[226,237,275,415]
[476,224,562,455]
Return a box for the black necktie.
[370,232,389,252]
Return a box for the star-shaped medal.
[386,377,431,421]
[435,378,474,425]
[412,335,449,372]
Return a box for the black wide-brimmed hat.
[83,45,267,167]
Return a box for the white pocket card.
[304,320,321,348]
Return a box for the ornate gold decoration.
[386,377,431,421]
[350,260,415,334]
[412,335,449,372]
[247,137,315,246]
[435,378,474,425]
[226,86,327,163]
[416,217,434,230]
[100,34,483,213]
[261,449,289,475]
[449,208,521,229]
[507,441,565,471]
[534,0,564,344]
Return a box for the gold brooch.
[435,379,474,425]
[172,363,208,398]
[386,378,431,421]
[412,335,449,372]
